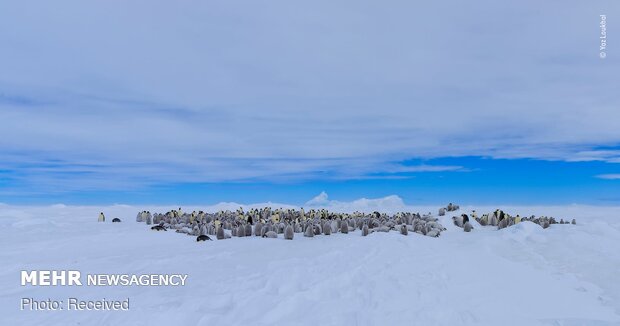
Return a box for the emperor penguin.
[571,219,576,225]
[216,226,225,240]
[400,224,408,236]
[254,221,264,236]
[340,220,349,234]
[112,218,121,223]
[284,224,294,240]
[146,213,153,225]
[463,221,473,232]
[323,223,331,235]
[362,224,369,236]
[304,224,314,237]
[498,218,508,230]
[263,231,278,238]
[244,224,252,237]
[196,235,212,242]
[98,212,105,222]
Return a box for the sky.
[0,0,619,205]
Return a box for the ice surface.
[1,201,619,326]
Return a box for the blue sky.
[1,0,619,205]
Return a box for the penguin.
[340,220,349,234]
[462,214,469,224]
[254,221,264,236]
[216,226,225,240]
[362,224,369,236]
[146,213,153,225]
[112,218,121,223]
[304,224,314,237]
[463,222,473,232]
[498,218,508,230]
[571,219,576,225]
[244,224,252,237]
[452,215,464,228]
[263,231,277,238]
[284,224,294,240]
[196,235,212,241]
[151,225,167,231]
[438,208,446,216]
[400,224,408,236]
[98,212,105,222]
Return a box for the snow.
[1,201,620,326]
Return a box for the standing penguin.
[362,224,369,236]
[463,222,473,232]
[284,224,294,240]
[340,220,349,234]
[400,224,408,236]
[304,224,314,237]
[216,226,225,240]
[244,224,252,237]
[146,213,153,225]
[98,212,105,222]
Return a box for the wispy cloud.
[0,0,618,195]
[596,174,620,180]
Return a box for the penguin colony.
[103,207,577,239]
[452,209,576,232]
[135,207,448,241]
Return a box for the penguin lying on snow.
[263,231,278,238]
[112,218,121,223]
[151,225,167,231]
[196,235,213,242]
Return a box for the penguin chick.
[304,225,314,237]
[263,231,277,239]
[284,224,294,240]
[400,224,408,236]
[463,222,473,232]
[362,224,369,236]
[216,226,225,240]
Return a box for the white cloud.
[0,0,618,191]
[595,174,620,180]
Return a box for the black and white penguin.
[151,225,167,231]
[98,212,105,222]
[196,235,212,241]
[112,218,121,223]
